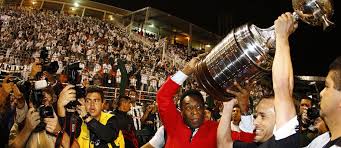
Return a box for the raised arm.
[272,12,297,129]
[217,99,237,148]
[156,54,202,133]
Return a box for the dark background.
[93,0,339,77]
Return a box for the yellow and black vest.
[77,112,125,148]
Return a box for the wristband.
[82,113,91,120]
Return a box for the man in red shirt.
[230,105,255,143]
[157,54,218,148]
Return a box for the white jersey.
[116,69,121,83]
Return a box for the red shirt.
[231,130,255,143]
[157,78,218,148]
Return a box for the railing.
[97,86,157,102]
[128,31,154,48]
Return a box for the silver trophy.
[194,0,334,101]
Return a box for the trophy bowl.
[194,0,335,101]
[292,0,334,29]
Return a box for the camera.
[30,89,54,118]
[307,107,320,121]
[27,80,55,132]
[7,76,21,84]
[39,47,59,75]
[301,107,320,129]
[17,79,52,117]
[64,62,86,109]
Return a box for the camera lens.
[39,106,54,118]
[307,107,320,120]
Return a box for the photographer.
[8,58,71,147]
[0,75,23,147]
[55,62,91,147]
[8,87,71,148]
[76,86,123,148]
[299,97,319,147]
[56,85,82,147]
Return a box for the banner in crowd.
[0,63,25,73]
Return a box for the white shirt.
[141,74,148,84]
[149,126,165,148]
[128,104,144,130]
[305,132,330,148]
[273,115,299,140]
[116,69,121,83]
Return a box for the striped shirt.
[128,104,144,130]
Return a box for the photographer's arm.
[0,86,10,104]
[76,99,119,142]
[9,108,40,148]
[44,111,77,148]
[84,116,119,143]
[57,85,76,117]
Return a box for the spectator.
[9,87,71,148]
[76,86,123,148]
[114,95,139,148]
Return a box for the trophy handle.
[321,14,335,30]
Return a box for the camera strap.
[54,130,64,148]
[54,116,67,148]
[69,112,79,146]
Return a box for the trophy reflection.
[194,0,335,101]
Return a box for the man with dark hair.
[114,95,139,148]
[76,86,123,148]
[127,89,144,131]
[232,105,241,126]
[156,53,219,147]
[178,89,206,129]
[299,96,317,147]
[217,12,299,148]
[307,56,341,147]
[300,96,312,115]
[85,86,105,101]
[179,90,205,106]
[230,104,254,143]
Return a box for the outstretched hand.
[225,81,251,113]
[182,52,208,76]
[274,12,298,39]
[222,99,238,112]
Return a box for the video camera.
[64,62,86,109]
